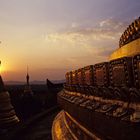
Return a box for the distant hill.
[52,79,65,84]
[4,81,26,85]
[4,79,65,85]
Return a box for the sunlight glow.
[0,64,6,74]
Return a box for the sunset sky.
[0,0,140,81]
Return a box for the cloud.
[99,18,123,29]
[45,18,127,48]
[46,18,127,38]
[43,18,129,71]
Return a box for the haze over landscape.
[0,0,140,81]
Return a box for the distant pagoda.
[23,68,33,96]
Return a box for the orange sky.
[0,0,139,81]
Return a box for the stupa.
[0,63,19,131]
[23,68,33,96]
[52,17,140,140]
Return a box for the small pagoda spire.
[24,66,33,96]
[26,66,29,86]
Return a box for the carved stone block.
[71,70,78,85]
[84,65,94,85]
[94,62,109,86]
[109,57,133,87]
[77,68,85,85]
[133,54,140,88]
[65,72,70,85]
[69,71,73,85]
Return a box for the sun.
[0,64,6,74]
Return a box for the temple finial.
[26,66,29,86]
